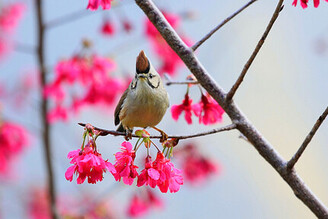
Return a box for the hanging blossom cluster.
[66,126,183,193]
[292,0,328,8]
[145,12,192,76]
[0,120,29,176]
[171,76,225,125]
[0,2,25,62]
[65,125,116,184]
[44,45,126,123]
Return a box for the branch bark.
[35,1,58,218]
[135,0,328,217]
[287,106,328,169]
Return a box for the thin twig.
[287,106,328,169]
[45,2,134,29]
[78,123,236,140]
[135,0,328,217]
[166,81,199,86]
[191,0,258,51]
[35,0,58,218]
[225,2,284,101]
[14,42,36,55]
[45,9,95,29]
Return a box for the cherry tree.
[0,0,327,218]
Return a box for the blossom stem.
[287,106,328,170]
[135,139,144,152]
[151,140,160,152]
[134,137,142,151]
[147,142,150,156]
[191,0,258,51]
[81,131,87,150]
[169,146,173,158]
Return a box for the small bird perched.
[114,50,169,140]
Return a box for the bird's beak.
[137,74,147,79]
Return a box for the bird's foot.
[124,129,133,141]
[153,126,168,143]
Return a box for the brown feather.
[114,88,129,126]
[136,50,149,73]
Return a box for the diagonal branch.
[225,2,284,101]
[78,123,236,140]
[135,0,328,217]
[287,106,328,169]
[191,0,258,51]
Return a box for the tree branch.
[287,106,328,169]
[225,2,284,101]
[14,42,36,55]
[135,0,328,217]
[78,123,236,140]
[35,1,58,218]
[191,0,258,51]
[166,81,199,86]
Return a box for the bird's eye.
[149,74,154,79]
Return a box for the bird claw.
[152,126,168,143]
[124,129,132,141]
[159,130,168,143]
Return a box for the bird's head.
[134,50,161,89]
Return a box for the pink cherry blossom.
[0,38,11,62]
[0,3,25,34]
[152,152,183,193]
[27,188,51,219]
[113,141,139,185]
[0,121,29,176]
[171,94,199,124]
[194,93,224,125]
[177,144,220,185]
[46,103,68,124]
[127,189,163,218]
[122,20,132,33]
[127,194,149,218]
[65,143,116,184]
[292,0,328,8]
[101,19,115,36]
[87,0,113,11]
[137,156,160,188]
[45,54,123,122]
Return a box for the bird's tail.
[116,124,125,132]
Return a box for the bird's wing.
[114,88,129,126]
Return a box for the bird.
[114,50,169,141]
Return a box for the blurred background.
[0,0,327,218]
